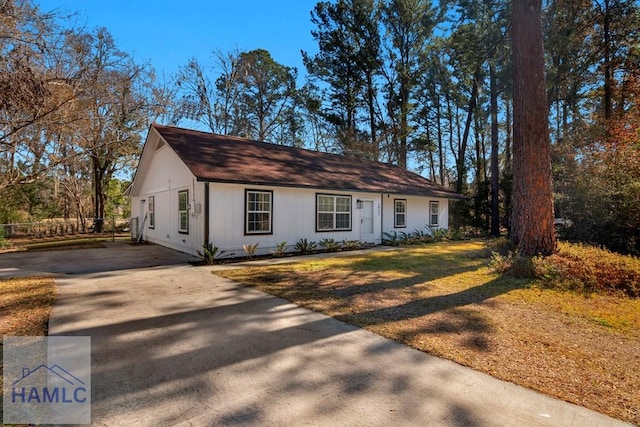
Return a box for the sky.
[34,1,319,78]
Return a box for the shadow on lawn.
[231,245,529,354]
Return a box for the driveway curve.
[3,242,629,426]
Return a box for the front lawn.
[217,240,640,424]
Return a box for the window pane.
[317,213,334,229]
[318,195,334,212]
[336,213,350,229]
[180,212,188,231]
[336,197,351,212]
[179,192,187,211]
[396,213,405,227]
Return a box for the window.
[178,190,189,233]
[394,199,407,228]
[430,201,439,226]
[148,196,155,229]
[246,190,272,234]
[317,194,351,231]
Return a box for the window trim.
[178,190,189,234]
[244,189,273,235]
[394,199,407,228]
[316,193,352,232]
[148,196,155,229]
[429,200,439,227]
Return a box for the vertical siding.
[130,145,203,255]
[381,194,450,236]
[208,184,382,255]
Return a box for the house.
[128,124,466,256]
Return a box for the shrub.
[540,242,640,297]
[242,243,259,259]
[0,226,8,248]
[295,238,317,255]
[342,239,362,250]
[490,241,640,297]
[271,241,288,257]
[319,238,340,252]
[383,231,400,246]
[489,252,536,278]
[197,243,232,265]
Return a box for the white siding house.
[128,125,465,257]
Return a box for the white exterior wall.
[381,194,450,236]
[130,145,204,255]
[208,183,383,255]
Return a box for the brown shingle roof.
[152,124,466,199]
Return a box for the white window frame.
[148,196,155,229]
[245,189,273,235]
[316,194,352,232]
[394,199,407,228]
[429,201,439,227]
[178,190,189,234]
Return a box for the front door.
[360,200,375,242]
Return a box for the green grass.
[217,240,640,424]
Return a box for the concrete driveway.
[2,242,629,426]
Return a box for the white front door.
[360,200,375,243]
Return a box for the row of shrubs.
[489,239,640,298]
[383,225,450,246]
[198,237,367,264]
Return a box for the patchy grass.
[217,240,640,424]
[0,233,130,253]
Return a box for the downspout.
[380,193,384,244]
[204,182,210,247]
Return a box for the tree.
[511,0,556,255]
[303,0,382,159]
[235,49,298,142]
[65,28,154,232]
[382,0,437,168]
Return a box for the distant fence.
[0,218,129,238]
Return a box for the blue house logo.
[3,336,91,424]
[12,364,88,404]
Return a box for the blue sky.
[35,1,319,78]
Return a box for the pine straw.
[0,276,56,422]
[0,276,56,336]
[217,241,640,425]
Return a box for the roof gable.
[149,124,466,199]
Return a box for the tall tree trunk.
[603,0,613,120]
[490,63,501,237]
[456,71,479,194]
[436,92,445,185]
[366,71,378,160]
[511,0,556,256]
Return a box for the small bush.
[198,243,232,265]
[489,252,536,278]
[242,243,259,259]
[319,238,340,252]
[425,225,448,242]
[295,238,317,255]
[0,226,9,248]
[342,239,362,250]
[383,231,400,246]
[271,241,288,257]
